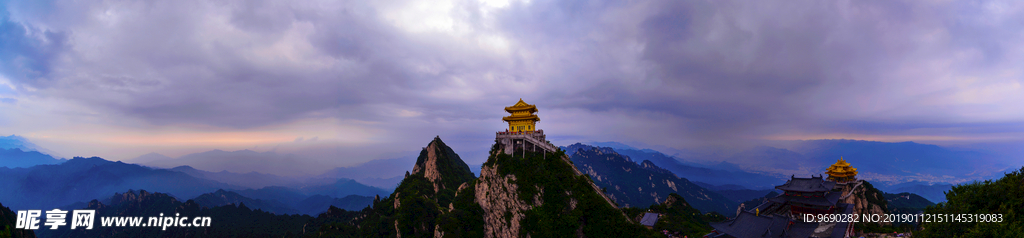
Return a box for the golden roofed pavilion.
[503,99,540,132]
[825,157,858,183]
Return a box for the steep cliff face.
[411,136,476,194]
[306,136,481,237]
[842,181,889,225]
[468,144,652,238]
[309,138,656,238]
[474,165,538,238]
[386,136,476,237]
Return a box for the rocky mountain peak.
[410,136,475,192]
[109,189,163,206]
[841,181,890,225]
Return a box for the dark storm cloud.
[0,0,1021,146]
[0,3,69,85]
[490,0,1023,143]
[2,0,436,128]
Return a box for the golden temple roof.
[502,115,540,122]
[504,99,538,113]
[825,157,857,178]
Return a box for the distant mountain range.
[132,150,412,190]
[314,156,415,190]
[613,148,785,189]
[121,138,1007,200]
[594,139,1015,202]
[299,178,389,198]
[0,148,66,168]
[563,143,737,215]
[0,133,1009,235]
[0,156,385,215]
[0,135,67,169]
[193,189,301,214]
[168,165,303,189]
[130,149,318,177]
[0,157,239,210]
[758,140,1005,184]
[0,135,62,158]
[191,189,374,215]
[0,134,985,237]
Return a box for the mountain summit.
[411,136,476,193]
[308,136,656,237]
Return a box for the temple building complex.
[770,175,843,216]
[706,158,863,238]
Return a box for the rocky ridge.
[474,165,539,238]
[308,137,656,237]
[411,136,475,194]
[841,181,890,225]
[563,143,736,215]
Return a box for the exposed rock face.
[393,193,401,209]
[311,136,479,238]
[474,165,539,238]
[841,181,890,225]
[412,136,475,193]
[311,137,649,237]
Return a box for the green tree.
[917,167,1024,237]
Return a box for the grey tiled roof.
[640,212,659,226]
[708,211,816,238]
[774,175,836,193]
[768,191,843,207]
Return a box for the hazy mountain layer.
[0,157,238,210]
[0,135,61,158]
[192,189,300,215]
[169,165,304,189]
[300,178,389,198]
[564,143,736,215]
[0,148,65,168]
[615,148,785,189]
[604,139,1005,192]
[131,149,318,177]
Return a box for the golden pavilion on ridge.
[503,99,540,132]
[825,157,858,183]
[495,99,556,156]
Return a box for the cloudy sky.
[1,0,1022,171]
